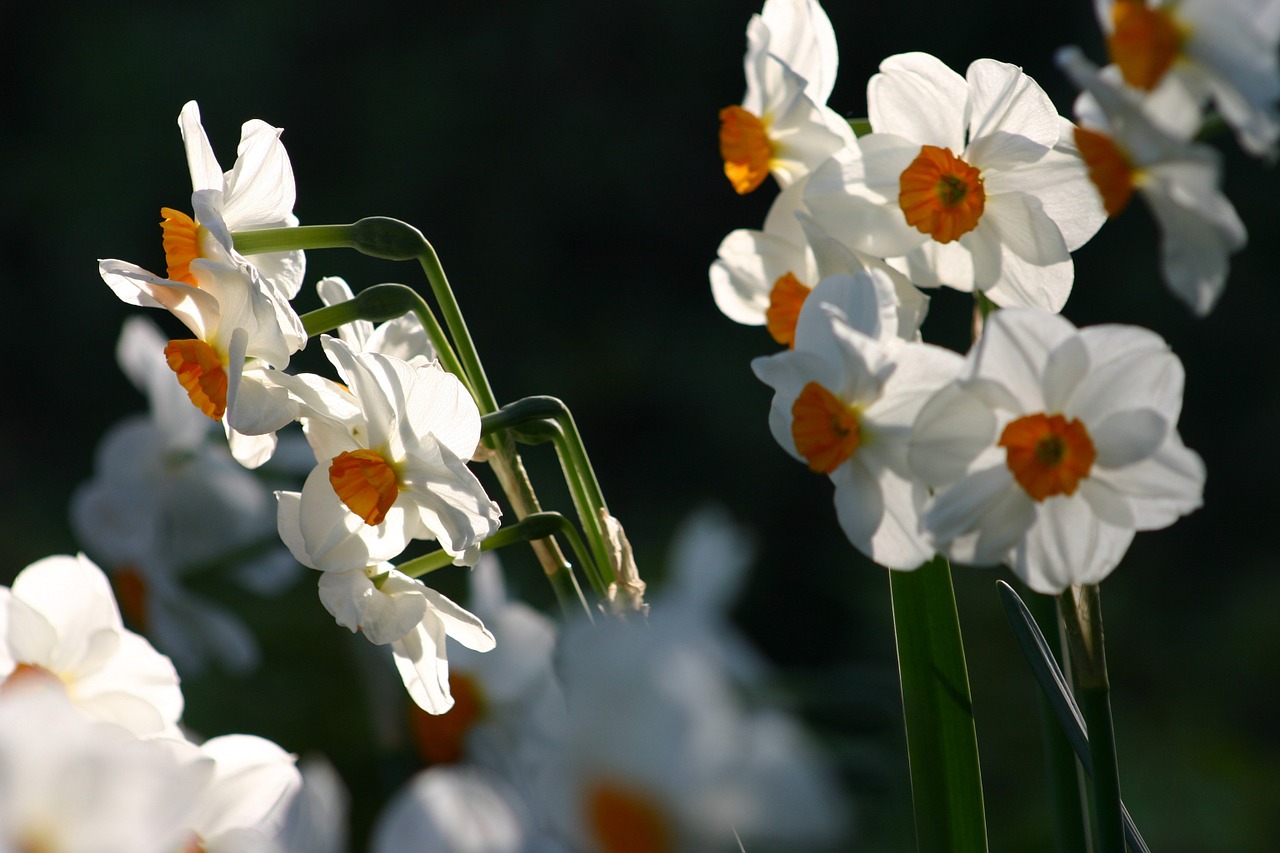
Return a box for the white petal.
[1015,497,1134,593]
[1091,409,1167,468]
[868,52,968,149]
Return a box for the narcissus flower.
[279,336,501,570]
[1058,47,1246,315]
[163,100,306,301]
[315,276,436,364]
[709,174,928,346]
[1094,0,1280,158]
[805,52,1106,312]
[753,271,964,568]
[908,307,1205,593]
[719,0,853,194]
[0,554,184,738]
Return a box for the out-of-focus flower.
[0,553,184,738]
[754,277,964,568]
[276,491,496,714]
[709,174,928,346]
[370,766,541,853]
[1058,47,1247,315]
[719,0,853,194]
[1093,0,1280,158]
[908,307,1205,593]
[281,336,500,570]
[72,317,300,676]
[0,683,207,853]
[164,100,306,301]
[545,615,848,853]
[805,52,1106,312]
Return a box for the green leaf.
[889,556,988,852]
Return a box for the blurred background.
[2,0,1278,850]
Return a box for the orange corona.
[1109,0,1183,91]
[160,208,202,286]
[999,413,1097,501]
[1074,127,1137,217]
[766,272,812,347]
[329,449,399,525]
[791,381,861,474]
[407,672,487,766]
[586,780,674,853]
[899,145,986,242]
[164,339,228,420]
[719,105,773,195]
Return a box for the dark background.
[3,1,1278,850]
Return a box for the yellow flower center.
[408,671,487,764]
[719,105,773,195]
[1074,127,1137,217]
[1109,0,1185,91]
[999,413,1097,501]
[766,272,812,347]
[899,145,986,243]
[791,381,862,474]
[160,208,203,287]
[586,780,674,853]
[329,449,400,526]
[165,338,228,421]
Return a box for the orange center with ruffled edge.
[329,449,400,525]
[766,272,812,347]
[586,780,674,853]
[1074,127,1137,217]
[1109,0,1184,91]
[899,145,986,243]
[719,105,773,195]
[999,413,1097,502]
[161,208,202,286]
[791,381,861,474]
[165,339,228,420]
[407,672,487,765]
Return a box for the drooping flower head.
[908,307,1205,593]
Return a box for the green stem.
[1060,586,1124,853]
[1026,591,1090,852]
[890,556,988,852]
[481,397,615,591]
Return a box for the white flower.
[281,336,501,570]
[710,173,928,345]
[753,275,964,568]
[276,490,495,714]
[71,317,299,676]
[179,734,302,853]
[167,100,306,300]
[1093,0,1280,158]
[805,52,1106,311]
[1058,47,1247,315]
[0,554,184,738]
[718,0,853,194]
[371,766,542,853]
[908,307,1205,593]
[0,684,207,853]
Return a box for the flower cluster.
[712,0,1241,592]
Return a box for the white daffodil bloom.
[282,336,500,570]
[71,317,300,676]
[754,278,964,569]
[1059,47,1247,315]
[315,276,436,364]
[908,307,1205,593]
[0,554,183,738]
[98,231,305,469]
[1093,0,1280,159]
[547,615,847,853]
[710,173,928,345]
[805,52,1106,312]
[0,684,208,853]
[718,0,853,194]
[277,487,496,714]
[165,100,306,301]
